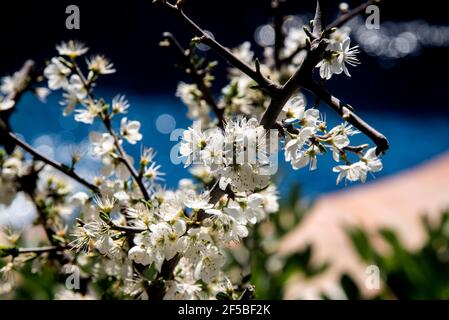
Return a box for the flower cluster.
[180,117,277,193]
[21,40,278,299]
[0,1,387,300]
[279,96,382,184]
[316,29,361,80]
[178,26,382,186]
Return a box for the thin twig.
[155,0,280,95]
[18,245,67,255]
[281,0,379,67]
[326,0,379,31]
[0,119,100,192]
[76,218,146,234]
[300,80,389,154]
[103,116,151,201]
[313,0,329,37]
[162,32,224,127]
[69,59,151,201]
[109,223,147,234]
[272,0,286,70]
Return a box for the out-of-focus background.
[1,0,449,299]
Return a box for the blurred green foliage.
[346,212,449,299]
[247,183,449,300]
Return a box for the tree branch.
[103,117,151,201]
[155,0,390,180]
[109,222,147,234]
[69,59,151,201]
[76,218,147,234]
[260,39,327,129]
[272,0,286,70]
[313,0,330,37]
[162,32,224,127]
[18,245,67,255]
[326,0,379,31]
[281,0,378,66]
[0,119,100,193]
[154,0,280,95]
[300,80,389,154]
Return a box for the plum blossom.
[56,40,88,58]
[87,55,116,75]
[44,57,71,90]
[0,97,14,111]
[120,118,142,144]
[317,36,360,80]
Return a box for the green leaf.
[0,245,18,258]
[51,235,66,245]
[347,227,377,263]
[99,211,110,222]
[216,292,232,300]
[340,274,361,300]
[241,274,252,284]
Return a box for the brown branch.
[162,32,224,127]
[76,218,147,234]
[103,117,151,201]
[261,0,389,154]
[69,59,151,201]
[343,144,369,154]
[313,0,329,37]
[154,0,280,95]
[281,0,378,66]
[18,245,68,255]
[260,38,327,129]
[272,0,286,70]
[300,80,389,154]
[0,60,99,193]
[0,119,100,193]
[326,0,379,31]
[109,222,147,234]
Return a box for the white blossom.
[56,40,89,58]
[112,95,130,114]
[44,57,71,90]
[87,55,116,75]
[180,121,214,167]
[90,132,116,157]
[317,36,360,80]
[143,162,165,183]
[74,101,102,124]
[333,161,369,184]
[194,245,225,283]
[362,147,383,173]
[120,117,142,144]
[0,97,14,111]
[164,281,202,300]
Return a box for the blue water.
[10,91,449,198]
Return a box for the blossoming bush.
[0,0,388,299]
